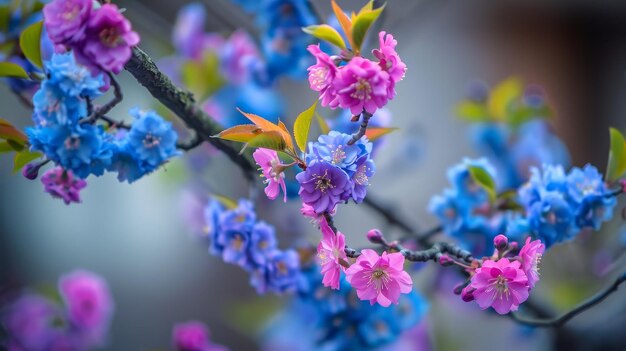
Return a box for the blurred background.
[2,0,626,350]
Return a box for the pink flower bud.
[493,234,508,251]
[509,241,519,251]
[366,229,384,243]
[438,254,454,266]
[461,286,475,302]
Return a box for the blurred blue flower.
[126,108,181,171]
[250,249,301,294]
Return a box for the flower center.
[350,78,372,101]
[331,145,346,165]
[64,136,81,150]
[232,234,244,250]
[493,275,510,298]
[314,170,335,193]
[276,261,288,275]
[143,133,161,148]
[100,27,121,48]
[258,240,268,249]
[61,4,80,21]
[354,163,370,186]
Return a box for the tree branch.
[510,272,626,327]
[176,132,203,151]
[347,111,372,145]
[124,47,255,181]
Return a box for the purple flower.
[296,160,351,214]
[333,56,390,115]
[2,295,60,351]
[250,250,301,294]
[58,270,113,346]
[172,321,229,351]
[75,4,140,74]
[43,0,92,45]
[350,156,375,203]
[41,167,87,205]
[217,228,251,268]
[172,3,207,59]
[220,30,260,84]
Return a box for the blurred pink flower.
[519,237,545,289]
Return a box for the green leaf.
[507,104,552,127]
[293,101,318,153]
[211,194,238,209]
[6,139,25,151]
[245,131,287,152]
[0,141,12,153]
[303,25,346,49]
[606,127,626,182]
[0,61,29,79]
[456,100,490,123]
[13,149,41,173]
[487,76,522,121]
[468,165,496,202]
[19,20,43,69]
[0,5,10,32]
[181,52,225,100]
[316,114,330,135]
[351,4,385,53]
[331,0,354,49]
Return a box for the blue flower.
[32,81,87,127]
[107,140,147,183]
[526,190,578,247]
[567,164,606,203]
[219,199,257,233]
[218,227,251,267]
[428,189,466,236]
[249,221,277,266]
[126,108,180,172]
[250,249,301,294]
[575,194,616,231]
[350,156,375,203]
[27,124,113,179]
[306,131,373,177]
[356,306,400,348]
[204,199,225,255]
[45,52,104,98]
[229,0,261,12]
[446,157,496,205]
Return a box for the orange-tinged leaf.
[235,108,294,152]
[365,127,398,141]
[331,0,354,49]
[245,131,287,152]
[214,124,262,143]
[0,118,27,144]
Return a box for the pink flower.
[43,0,92,45]
[300,203,336,223]
[252,148,287,202]
[317,217,347,290]
[469,258,530,314]
[519,237,545,289]
[75,4,140,74]
[333,56,390,115]
[307,44,338,107]
[172,321,228,351]
[345,249,413,307]
[372,31,406,99]
[58,270,113,345]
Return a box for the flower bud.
[508,241,519,251]
[493,234,508,251]
[22,163,41,180]
[461,286,475,302]
[366,229,384,244]
[438,254,454,266]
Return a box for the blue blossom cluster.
[297,131,375,214]
[229,0,316,81]
[203,198,301,294]
[471,120,570,190]
[428,158,510,255]
[262,265,428,350]
[516,164,616,248]
[26,53,180,182]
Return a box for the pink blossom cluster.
[462,236,545,314]
[315,220,413,307]
[44,0,140,75]
[307,31,406,116]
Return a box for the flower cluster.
[25,53,180,195]
[429,158,511,255]
[172,321,228,351]
[517,164,617,247]
[1,270,113,350]
[44,0,140,74]
[463,236,544,314]
[262,264,428,350]
[297,131,375,214]
[202,198,301,294]
[41,166,87,204]
[307,31,406,116]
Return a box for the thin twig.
[347,111,372,145]
[94,72,123,117]
[176,133,203,151]
[510,273,626,327]
[100,115,131,130]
